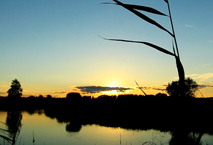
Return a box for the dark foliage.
[66,122,82,132]
[1,94,213,135]
[46,95,52,99]
[66,92,82,100]
[166,77,198,98]
[7,79,23,99]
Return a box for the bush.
[66,92,82,100]
[166,77,198,98]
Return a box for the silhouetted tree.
[29,95,35,98]
[46,95,52,99]
[7,79,23,99]
[38,95,44,99]
[66,92,82,100]
[155,93,168,98]
[166,77,198,98]
[169,131,203,145]
[66,122,82,132]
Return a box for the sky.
[0,0,213,98]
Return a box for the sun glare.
[107,80,120,87]
[102,90,119,95]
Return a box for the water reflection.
[43,109,212,144]
[169,131,203,145]
[66,122,82,132]
[0,110,212,145]
[3,111,22,145]
[142,131,204,145]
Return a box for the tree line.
[5,78,199,99]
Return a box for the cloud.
[203,63,210,67]
[0,92,7,96]
[75,86,133,94]
[54,91,67,94]
[208,40,213,43]
[187,73,213,81]
[140,85,166,91]
[185,24,196,28]
[198,84,213,89]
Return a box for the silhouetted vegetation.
[43,96,213,135]
[66,92,82,100]
[166,77,199,98]
[169,131,203,145]
[7,79,23,99]
[46,95,52,99]
[38,95,44,99]
[66,122,82,132]
[102,0,187,97]
[0,95,213,137]
[142,130,204,145]
[1,80,212,136]
[0,111,22,145]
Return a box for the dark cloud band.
[54,92,67,94]
[75,86,133,94]
[0,92,6,95]
[199,85,213,89]
[139,86,166,91]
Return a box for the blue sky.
[0,0,213,97]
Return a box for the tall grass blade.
[101,36,175,57]
[113,0,173,37]
[166,1,179,58]
[175,56,185,96]
[135,80,147,96]
[173,39,185,91]
[198,90,204,98]
[101,2,116,5]
[172,41,176,55]
[0,135,12,143]
[0,128,13,133]
[0,121,7,125]
[175,56,185,81]
[119,4,167,16]
[102,2,167,16]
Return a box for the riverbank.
[0,96,213,134]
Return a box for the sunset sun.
[107,80,120,88]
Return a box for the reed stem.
[167,1,180,59]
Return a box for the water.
[0,111,212,145]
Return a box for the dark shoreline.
[0,96,213,135]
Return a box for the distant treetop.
[66,92,82,100]
[166,77,198,98]
[7,79,23,99]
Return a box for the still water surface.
[0,111,212,145]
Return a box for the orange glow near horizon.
[106,80,120,87]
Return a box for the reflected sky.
[0,111,213,145]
